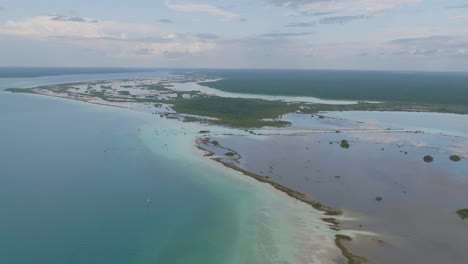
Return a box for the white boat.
[146,196,151,207]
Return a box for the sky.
[0,0,467,71]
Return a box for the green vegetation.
[225,152,236,157]
[335,235,367,264]
[171,96,297,128]
[376,197,383,201]
[211,140,219,146]
[4,88,37,94]
[456,209,468,220]
[143,84,172,91]
[449,155,461,162]
[340,140,350,149]
[423,155,434,163]
[298,101,468,115]
[199,130,210,134]
[183,116,205,123]
[118,91,131,96]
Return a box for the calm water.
[212,112,468,264]
[0,91,240,264]
[0,70,343,264]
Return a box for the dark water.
[0,67,158,78]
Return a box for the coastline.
[195,137,368,264]
[4,85,368,263]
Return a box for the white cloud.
[265,0,423,14]
[165,1,240,20]
[0,15,217,59]
[0,15,158,39]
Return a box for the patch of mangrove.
[340,140,350,149]
[449,155,461,162]
[456,209,468,220]
[171,96,296,128]
[335,235,368,264]
[423,155,434,163]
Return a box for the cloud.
[300,11,336,16]
[0,15,217,59]
[318,14,369,24]
[386,35,468,57]
[260,32,314,38]
[196,33,219,39]
[285,22,315,27]
[389,36,453,45]
[51,15,96,23]
[0,15,158,39]
[447,4,468,9]
[159,18,174,23]
[264,0,422,13]
[413,49,438,55]
[165,1,239,20]
[134,48,153,55]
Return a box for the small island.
[456,209,468,220]
[340,140,350,149]
[423,155,434,163]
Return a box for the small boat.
[146,196,151,207]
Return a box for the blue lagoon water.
[0,70,342,264]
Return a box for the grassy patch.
[376,197,383,201]
[143,84,172,91]
[335,235,367,264]
[4,88,37,94]
[171,97,297,128]
[423,155,434,163]
[456,209,468,220]
[225,152,236,157]
[118,91,131,96]
[449,155,461,162]
[340,140,350,149]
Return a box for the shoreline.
[195,137,368,264]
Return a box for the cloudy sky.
[0,0,467,71]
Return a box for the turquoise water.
[0,72,344,263]
[0,91,239,263]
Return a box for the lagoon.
[0,72,346,264]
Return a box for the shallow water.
[171,81,361,105]
[211,113,468,264]
[0,73,346,263]
[324,111,468,137]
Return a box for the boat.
[146,196,151,207]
